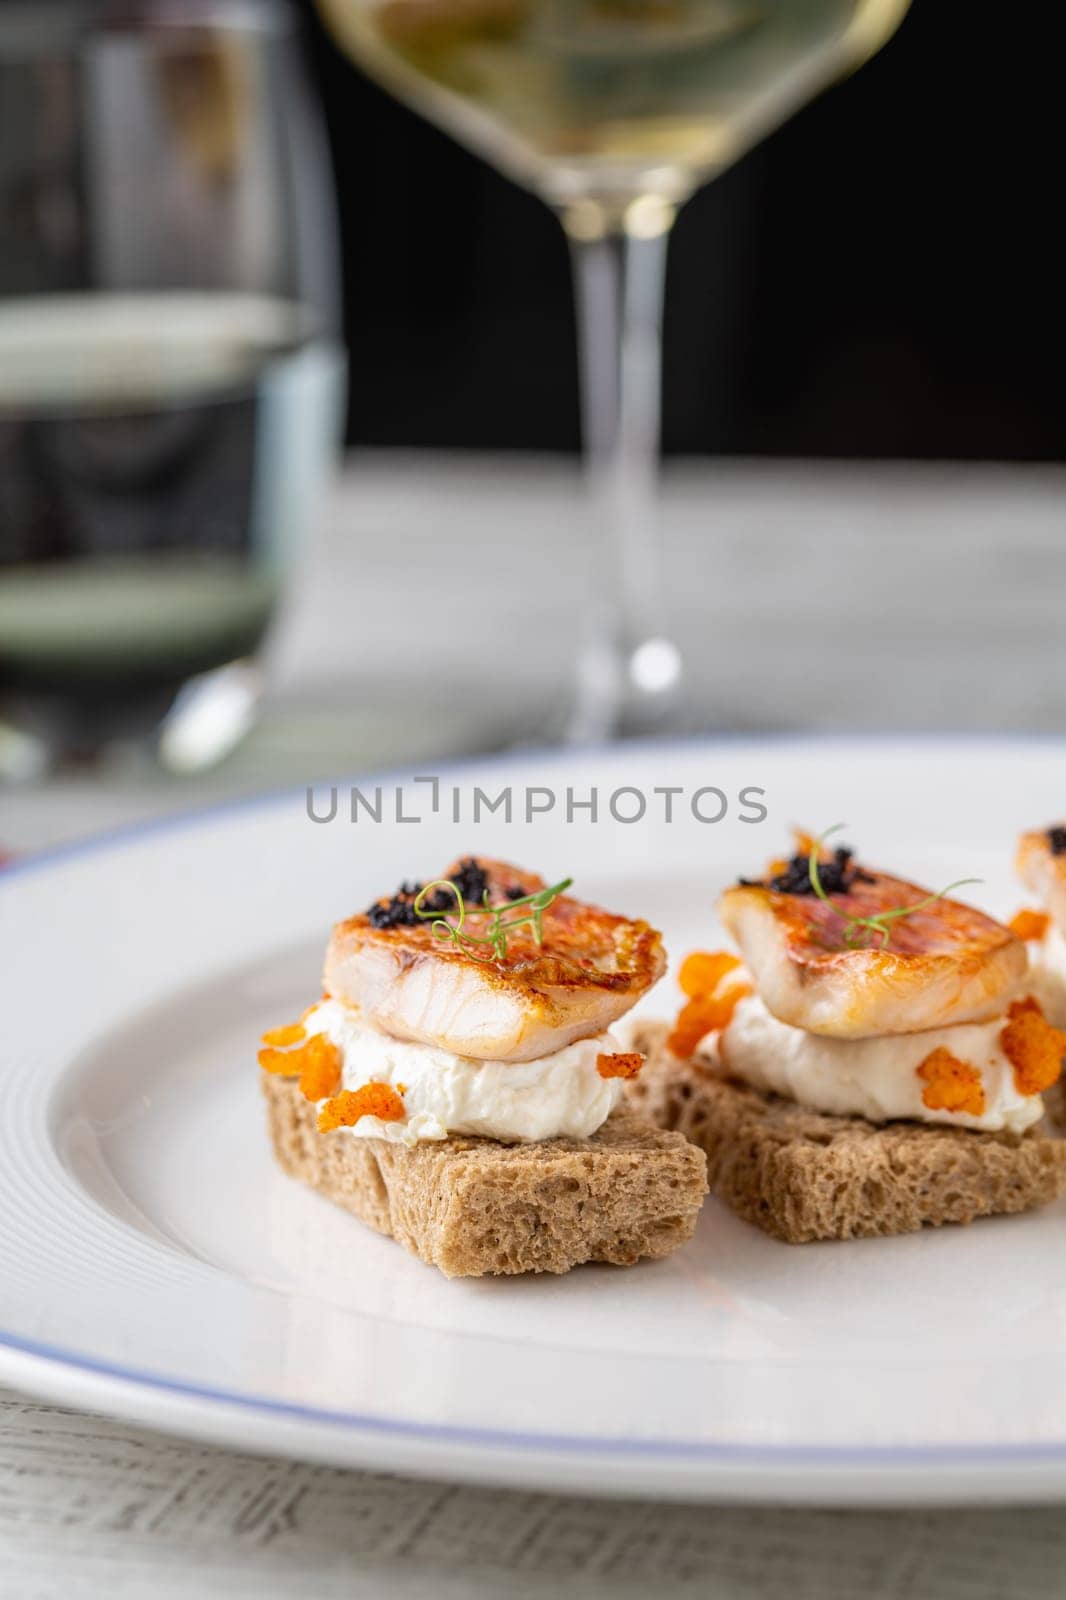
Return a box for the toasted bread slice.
[324,857,666,1062]
[719,869,1024,1039]
[626,1022,1066,1243]
[1017,826,1066,934]
[1045,1078,1066,1132]
[263,1071,707,1277]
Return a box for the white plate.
[6,737,1066,1506]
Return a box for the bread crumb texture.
[262,1070,707,1277]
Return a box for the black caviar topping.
[365,857,490,929]
[450,857,490,904]
[1048,826,1066,857]
[739,845,876,898]
[366,897,418,929]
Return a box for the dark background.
[296,0,1062,460]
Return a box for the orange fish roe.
[596,1051,644,1080]
[667,984,751,1059]
[1008,908,1051,942]
[1000,997,1066,1096]
[671,949,750,1055]
[318,1083,405,1133]
[917,1047,986,1118]
[257,1030,342,1102]
[296,1035,342,1103]
[678,950,742,998]
[258,1045,299,1075]
[261,1022,306,1048]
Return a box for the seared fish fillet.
[1017,826,1066,934]
[325,858,666,1061]
[719,860,1025,1039]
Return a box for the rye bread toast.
[263,1070,708,1277]
[626,1021,1066,1243]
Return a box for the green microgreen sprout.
[413,875,573,962]
[808,824,982,950]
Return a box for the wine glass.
[0,0,345,778]
[315,0,909,739]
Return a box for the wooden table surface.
[7,1390,1066,1600]
[4,454,1066,1596]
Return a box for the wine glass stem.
[564,202,682,742]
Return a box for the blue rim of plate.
[6,733,1066,1472]
[6,1324,1066,1469]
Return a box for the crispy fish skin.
[324,858,666,1061]
[719,871,1026,1039]
[1017,827,1066,934]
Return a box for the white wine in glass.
[319,0,910,736]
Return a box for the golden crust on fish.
[324,858,666,1061]
[1017,826,1066,934]
[719,868,1025,1039]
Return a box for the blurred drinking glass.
[0,0,345,777]
[317,0,907,739]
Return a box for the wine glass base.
[0,659,263,782]
[561,634,688,744]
